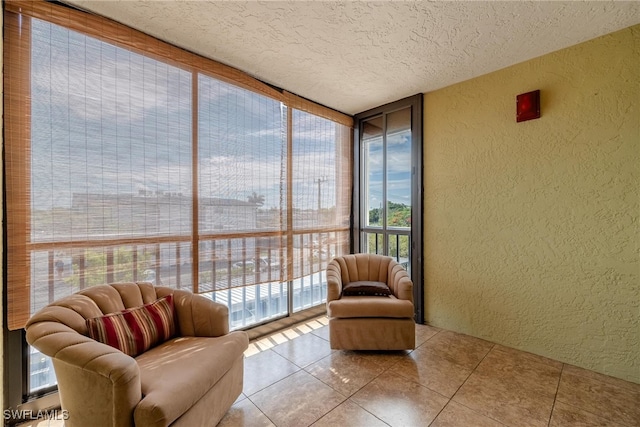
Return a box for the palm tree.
[247,192,265,206]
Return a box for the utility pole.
[315,176,327,216]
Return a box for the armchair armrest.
[161,289,229,337]
[26,320,140,427]
[26,321,138,379]
[388,262,414,303]
[326,259,343,303]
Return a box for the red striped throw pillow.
[87,294,176,357]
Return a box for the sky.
[28,17,413,245]
[363,129,413,210]
[30,18,348,220]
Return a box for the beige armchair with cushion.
[25,282,249,427]
[326,254,415,350]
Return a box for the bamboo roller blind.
[4,0,353,330]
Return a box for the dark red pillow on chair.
[342,281,391,297]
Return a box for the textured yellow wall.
[423,25,639,383]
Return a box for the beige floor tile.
[351,370,448,427]
[355,349,414,365]
[453,356,559,427]
[550,401,627,427]
[389,345,475,398]
[250,370,346,427]
[490,344,563,369]
[414,323,441,347]
[271,331,334,367]
[243,349,301,396]
[305,317,329,330]
[418,330,494,370]
[387,330,492,398]
[474,345,562,399]
[556,369,640,427]
[431,401,506,427]
[310,324,330,341]
[305,350,390,396]
[336,349,412,370]
[217,398,276,427]
[562,364,640,394]
[449,343,563,427]
[311,400,389,427]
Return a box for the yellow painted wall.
[424,25,639,383]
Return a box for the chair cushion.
[134,333,249,426]
[86,295,176,357]
[327,295,414,319]
[342,281,391,296]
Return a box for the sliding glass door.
[355,95,423,322]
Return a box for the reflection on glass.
[291,109,351,230]
[198,73,285,233]
[31,19,193,242]
[363,116,383,227]
[364,231,385,254]
[29,348,56,393]
[385,108,411,229]
[388,234,411,271]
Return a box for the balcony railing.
[362,229,411,272]
[27,230,343,392]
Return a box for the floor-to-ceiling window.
[354,94,423,322]
[3,1,352,407]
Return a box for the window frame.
[354,94,424,323]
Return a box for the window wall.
[3,1,352,400]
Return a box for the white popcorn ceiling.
[62,1,640,115]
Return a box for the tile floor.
[219,316,640,427]
[18,316,640,427]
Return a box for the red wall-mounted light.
[516,90,540,122]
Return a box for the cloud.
[28,20,350,213]
[199,154,283,206]
[32,19,191,123]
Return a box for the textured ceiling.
[62,1,640,115]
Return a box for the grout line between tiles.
[547,363,565,427]
[438,342,512,427]
[342,395,392,427]
[442,400,510,427]
[245,368,303,398]
[243,349,303,397]
[426,401,449,427]
[450,342,495,401]
[551,392,634,427]
[307,394,350,427]
[246,395,278,427]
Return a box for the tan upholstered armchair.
[326,253,415,350]
[25,282,249,427]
